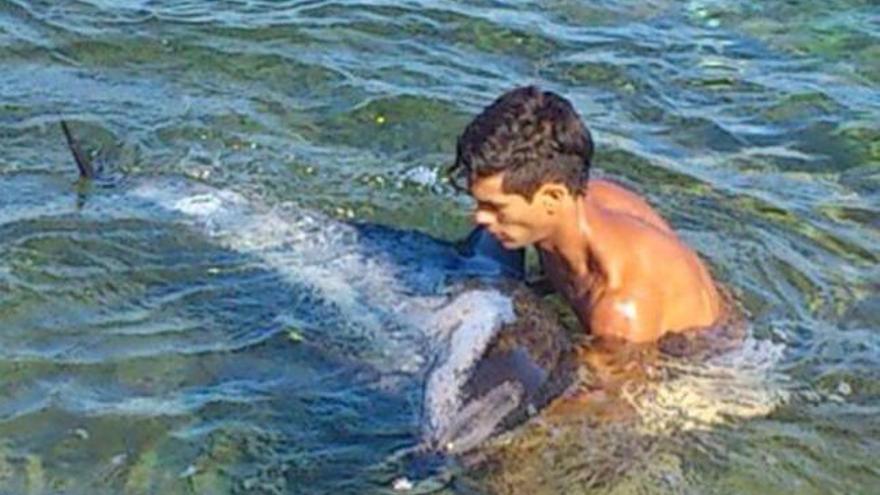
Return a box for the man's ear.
[535,183,568,213]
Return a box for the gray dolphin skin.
[421,284,575,455]
[59,121,575,461]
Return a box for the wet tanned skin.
[470,173,723,345]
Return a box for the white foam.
[624,336,790,434]
[128,179,516,378]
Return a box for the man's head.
[450,86,594,249]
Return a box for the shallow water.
[1,0,878,494]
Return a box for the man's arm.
[588,288,663,344]
[525,273,555,296]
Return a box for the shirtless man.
[450,86,724,345]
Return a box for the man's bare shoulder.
[597,207,686,274]
[596,202,724,332]
[588,194,703,291]
[586,179,673,235]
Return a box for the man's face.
[469,173,553,249]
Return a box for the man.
[450,86,724,345]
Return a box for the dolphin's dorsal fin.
[60,120,97,180]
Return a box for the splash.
[119,177,550,398]
[625,335,790,435]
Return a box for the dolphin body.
[58,122,576,459]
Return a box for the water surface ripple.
[1,0,878,493]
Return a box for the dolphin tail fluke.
[60,120,97,180]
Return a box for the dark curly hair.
[450,86,594,200]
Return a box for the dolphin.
[420,282,576,456]
[57,121,576,461]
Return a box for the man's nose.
[473,209,495,227]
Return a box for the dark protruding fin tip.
[60,120,97,180]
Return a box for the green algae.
[24,455,45,495]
